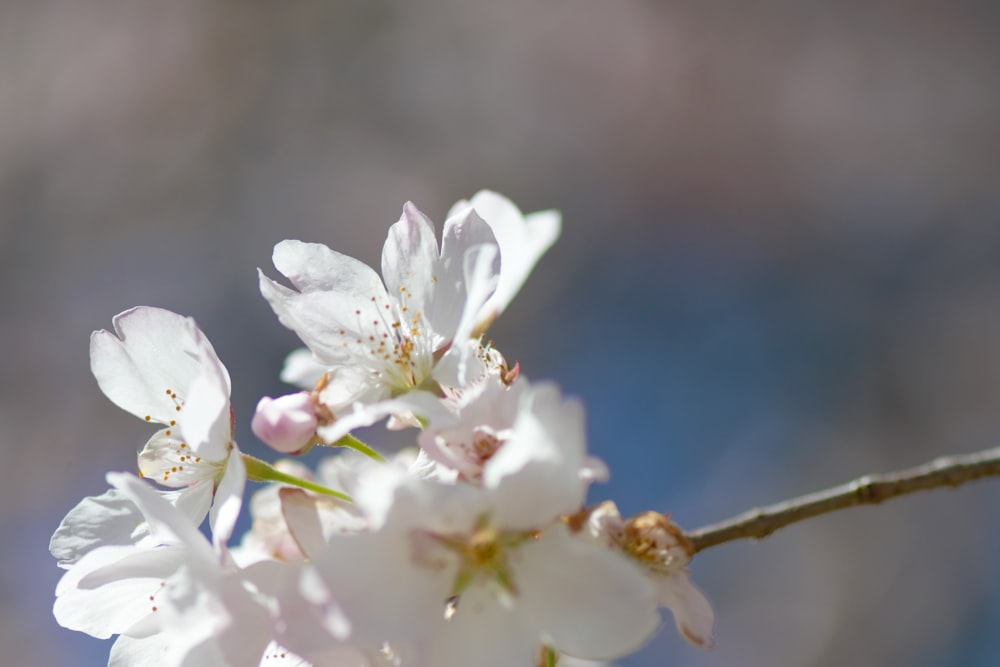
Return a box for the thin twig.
[685,446,1000,554]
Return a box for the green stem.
[241,453,352,502]
[328,434,386,462]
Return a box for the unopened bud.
[251,392,318,454]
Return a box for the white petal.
[430,206,498,340]
[50,489,147,568]
[177,330,232,460]
[209,448,246,549]
[107,472,214,564]
[381,202,440,322]
[54,545,183,638]
[516,524,660,660]
[461,191,561,329]
[485,383,589,529]
[452,243,500,346]
[109,634,173,667]
[90,307,209,424]
[260,242,394,366]
[432,586,538,667]
[310,529,445,646]
[315,390,449,445]
[657,572,716,649]
[273,239,383,294]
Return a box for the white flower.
[585,501,715,649]
[55,472,297,666]
[294,443,658,665]
[259,203,498,437]
[91,306,245,543]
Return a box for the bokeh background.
[4,1,1000,665]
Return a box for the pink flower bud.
[251,392,318,454]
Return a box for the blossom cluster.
[51,191,714,666]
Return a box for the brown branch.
[685,446,1000,554]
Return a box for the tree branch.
[685,446,1000,554]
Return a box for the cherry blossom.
[293,465,660,667]
[90,306,245,543]
[258,202,500,440]
[52,192,723,667]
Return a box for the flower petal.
[486,383,590,529]
[516,524,660,660]
[50,489,148,568]
[90,307,209,424]
[451,191,561,330]
[657,572,716,649]
[177,329,232,460]
[430,206,499,340]
[381,202,441,323]
[259,241,393,366]
[209,449,246,549]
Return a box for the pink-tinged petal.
[381,202,441,320]
[279,488,327,558]
[417,378,522,479]
[90,307,209,424]
[279,488,362,559]
[50,489,147,568]
[450,191,561,330]
[431,587,538,667]
[431,206,498,340]
[516,524,660,660]
[252,393,318,454]
[485,384,589,529]
[209,449,246,549]
[657,572,716,649]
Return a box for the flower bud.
[251,392,318,454]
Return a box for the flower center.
[428,516,537,599]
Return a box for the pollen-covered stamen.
[620,511,694,574]
[164,387,184,414]
[137,428,220,488]
[332,286,443,395]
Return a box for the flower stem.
[328,434,386,462]
[241,453,352,501]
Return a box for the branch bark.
[685,446,1000,554]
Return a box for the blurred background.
[3,1,1000,665]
